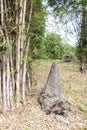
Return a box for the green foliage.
[22,56,32,63]
[25,128,29,130]
[76,45,87,64]
[45,33,63,59]
[48,0,87,15]
[76,1,87,66]
[13,95,19,104]
[62,44,76,61]
[48,0,87,68]
[43,33,75,60]
[81,126,87,130]
[28,1,76,61]
[29,0,46,59]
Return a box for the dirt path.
[0,61,87,130]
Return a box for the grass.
[30,111,37,117]
[0,60,87,130]
[81,126,87,130]
[31,60,87,120]
[25,128,29,130]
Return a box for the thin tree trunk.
[0,68,2,104]
[16,0,23,104]
[1,0,4,25]
[22,0,33,103]
[6,56,10,108]
[2,55,7,109]
[21,0,27,104]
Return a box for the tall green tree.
[48,0,87,71]
[29,0,46,59]
[76,0,87,71]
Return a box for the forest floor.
[0,60,87,130]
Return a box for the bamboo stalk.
[22,0,33,102]
[0,68,2,104]
[6,56,10,108]
[2,55,7,109]
[10,54,15,96]
[1,0,4,25]
[21,0,27,104]
[16,0,23,105]
[27,0,33,33]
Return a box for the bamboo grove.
[0,0,44,109]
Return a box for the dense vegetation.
[29,0,46,59]
[42,33,75,60]
[0,0,46,109]
[48,0,87,71]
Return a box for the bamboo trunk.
[6,56,10,108]
[16,0,23,104]
[2,55,7,109]
[0,68,2,104]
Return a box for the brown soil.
[0,60,87,130]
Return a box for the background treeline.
[30,32,76,61]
